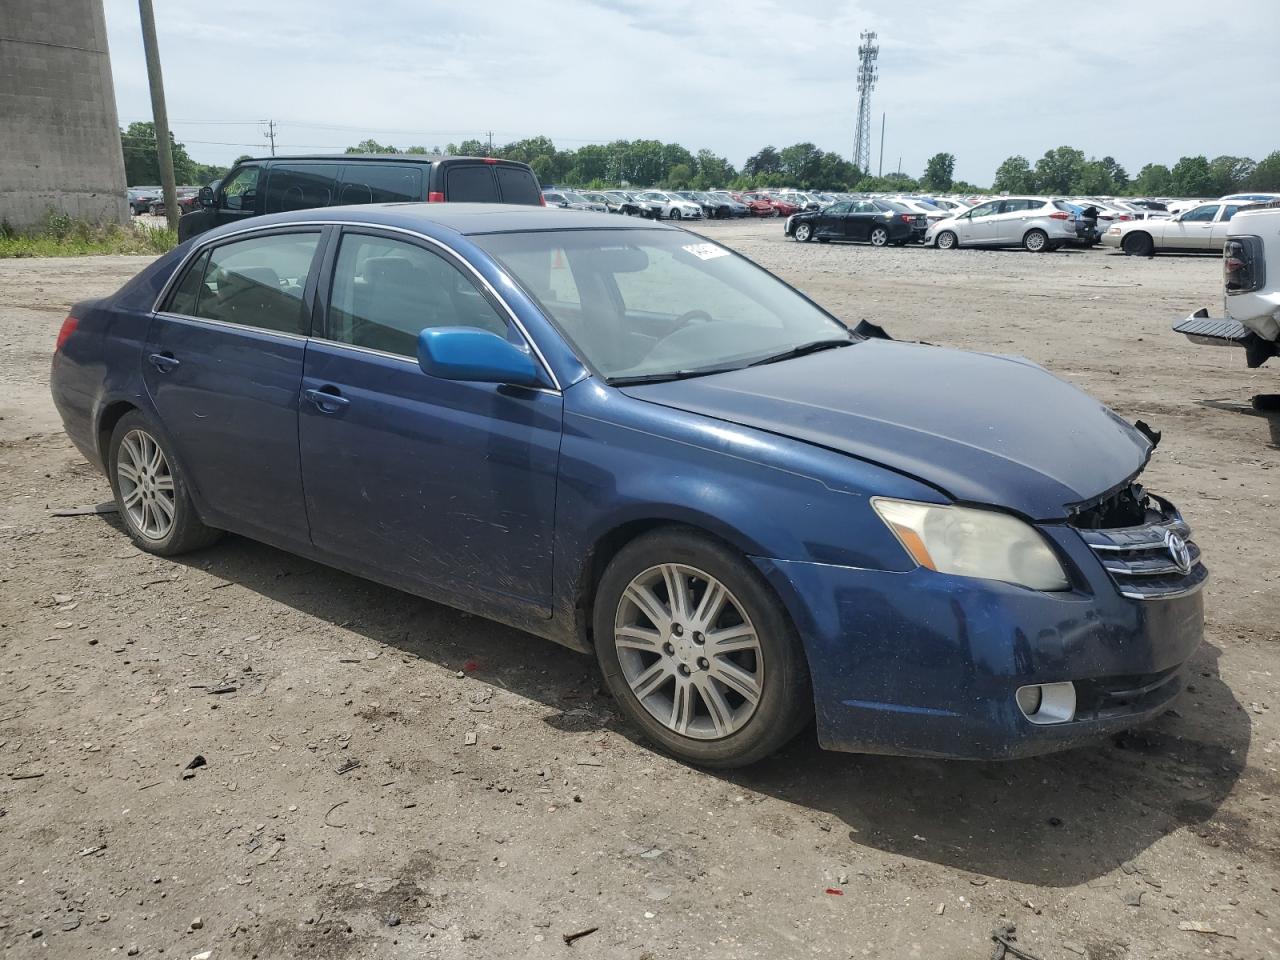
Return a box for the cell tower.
[853,30,879,175]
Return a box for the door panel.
[144,230,321,541]
[299,229,563,610]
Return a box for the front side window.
[179,232,320,334]
[967,201,1000,219]
[476,229,850,382]
[1182,204,1220,222]
[325,234,509,358]
[219,165,260,211]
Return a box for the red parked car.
[763,194,801,217]
[741,193,782,217]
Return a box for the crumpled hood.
[621,339,1151,521]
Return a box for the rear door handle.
[148,353,180,373]
[304,387,350,413]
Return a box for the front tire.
[669,208,681,221]
[1023,229,1049,252]
[108,411,220,556]
[1122,232,1154,257]
[593,528,812,768]
[936,230,958,250]
[793,222,813,242]
[869,226,889,247]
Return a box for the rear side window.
[186,232,321,335]
[445,165,499,202]
[264,164,338,213]
[165,249,212,315]
[337,164,423,204]
[495,165,542,205]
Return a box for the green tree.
[853,173,919,192]
[119,121,201,185]
[664,163,693,189]
[1100,156,1128,188]
[1033,146,1085,194]
[1245,151,1280,191]
[404,145,430,155]
[1131,163,1173,195]
[921,152,955,192]
[694,148,736,188]
[1170,155,1214,196]
[744,145,782,177]
[1208,155,1256,195]
[992,155,1035,193]
[1072,159,1118,196]
[779,142,823,186]
[345,138,399,154]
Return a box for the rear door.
[991,198,1033,244]
[298,228,563,609]
[144,228,324,543]
[1210,204,1242,248]
[441,163,500,202]
[846,200,878,240]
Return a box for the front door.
[816,202,850,239]
[211,164,263,232]
[1169,204,1219,250]
[959,200,1002,245]
[144,228,322,542]
[298,228,563,611]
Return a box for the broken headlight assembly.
[872,498,1070,592]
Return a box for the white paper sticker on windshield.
[682,242,730,261]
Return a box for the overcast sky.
[103,0,1280,183]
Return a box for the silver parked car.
[1102,200,1248,255]
[926,197,1081,252]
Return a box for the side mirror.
[417,327,547,388]
[198,186,214,208]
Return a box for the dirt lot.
[1,220,1277,960]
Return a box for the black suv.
[178,154,544,241]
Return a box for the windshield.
[564,192,589,203]
[474,229,851,382]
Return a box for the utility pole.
[486,130,494,156]
[878,112,885,177]
[137,0,178,231]
[264,119,277,156]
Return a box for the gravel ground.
[1,219,1277,960]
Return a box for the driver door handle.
[148,353,180,373]
[304,387,350,413]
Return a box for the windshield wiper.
[745,337,854,368]
[608,366,739,386]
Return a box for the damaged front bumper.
[1173,308,1278,368]
[755,494,1206,761]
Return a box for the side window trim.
[153,226,325,338]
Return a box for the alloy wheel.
[870,227,889,246]
[614,563,764,740]
[795,223,812,242]
[116,428,176,541]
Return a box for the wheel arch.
[96,399,140,470]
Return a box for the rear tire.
[936,230,958,250]
[108,411,221,556]
[869,226,889,247]
[1122,232,1154,257]
[593,528,812,768]
[1023,229,1049,252]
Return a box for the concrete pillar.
[0,0,130,228]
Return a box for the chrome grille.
[1076,495,1208,601]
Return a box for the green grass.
[0,212,177,258]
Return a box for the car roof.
[233,153,527,166]
[202,202,677,238]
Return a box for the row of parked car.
[127,185,204,217]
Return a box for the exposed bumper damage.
[1174,308,1278,368]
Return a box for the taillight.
[483,157,498,164]
[427,191,445,202]
[1048,211,1071,220]
[1224,237,1265,295]
[1118,214,1132,221]
[55,315,79,352]
[900,214,913,222]
[539,193,547,207]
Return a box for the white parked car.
[1102,200,1249,256]
[638,191,703,220]
[925,197,1081,252]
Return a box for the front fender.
[550,379,947,641]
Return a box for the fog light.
[1015,682,1076,725]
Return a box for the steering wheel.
[672,309,713,329]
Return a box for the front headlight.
[872,498,1070,591]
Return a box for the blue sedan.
[50,204,1206,767]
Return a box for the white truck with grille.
[1174,200,1280,370]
